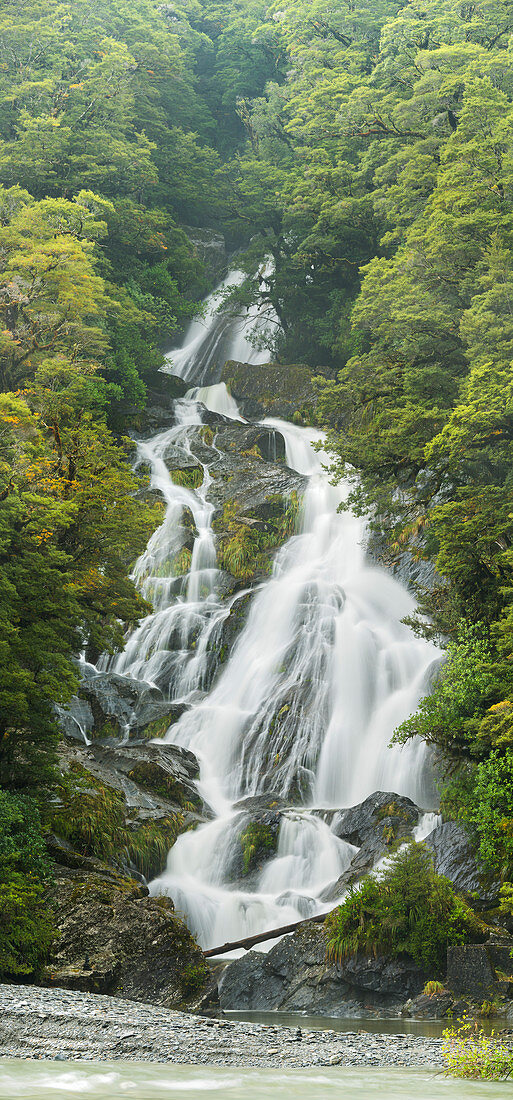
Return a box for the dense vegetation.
[1,0,513,974]
[326,844,482,974]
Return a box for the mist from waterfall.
[111,269,440,950]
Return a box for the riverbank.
[0,984,447,1069]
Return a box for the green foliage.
[0,791,54,978]
[443,1017,513,1079]
[326,843,481,975]
[48,763,185,879]
[444,749,513,879]
[217,492,300,580]
[239,821,276,875]
[393,623,495,761]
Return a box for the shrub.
[443,1017,513,1079]
[392,622,495,760]
[326,843,481,974]
[0,790,54,978]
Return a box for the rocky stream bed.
[0,984,448,1068]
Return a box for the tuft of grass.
[47,764,185,879]
[171,546,192,577]
[169,466,203,489]
[423,979,447,996]
[217,492,301,581]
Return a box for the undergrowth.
[326,843,482,974]
[443,1017,513,1079]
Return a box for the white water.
[107,270,440,951]
[165,267,276,384]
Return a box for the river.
[0,1060,504,1100]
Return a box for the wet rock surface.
[425,821,500,909]
[207,428,304,526]
[57,739,207,817]
[0,984,450,1067]
[222,360,315,421]
[218,922,425,1018]
[318,792,420,901]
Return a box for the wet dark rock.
[207,435,304,527]
[60,672,188,744]
[366,530,439,596]
[218,921,425,1016]
[45,868,208,1007]
[209,590,254,667]
[319,792,419,901]
[76,672,165,739]
[124,371,189,438]
[402,992,455,1019]
[221,361,315,421]
[425,821,500,909]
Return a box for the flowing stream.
[108,271,440,952]
[0,1060,500,1100]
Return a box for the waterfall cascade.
[107,271,439,951]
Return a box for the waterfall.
[110,270,440,950]
[164,266,276,385]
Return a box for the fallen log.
[203,911,328,958]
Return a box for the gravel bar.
[0,984,445,1068]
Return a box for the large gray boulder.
[218,921,425,1016]
[221,360,315,421]
[45,865,208,1007]
[319,792,420,901]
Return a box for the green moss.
[127,761,200,808]
[180,960,209,996]
[200,426,214,447]
[137,715,178,740]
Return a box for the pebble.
[0,983,450,1070]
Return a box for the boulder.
[425,821,500,909]
[59,671,189,743]
[218,920,425,1016]
[57,738,208,821]
[446,945,497,998]
[401,992,455,1019]
[319,792,419,901]
[221,360,315,421]
[45,866,208,1007]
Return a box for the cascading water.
[108,269,440,951]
